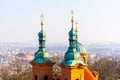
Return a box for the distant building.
[30,11,99,80]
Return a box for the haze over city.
[1,1,120,80]
[0,0,120,43]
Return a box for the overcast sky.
[0,0,120,44]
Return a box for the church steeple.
[75,21,88,54]
[38,14,46,52]
[34,14,54,64]
[60,10,85,66]
[75,21,78,33]
[41,14,44,26]
[40,14,44,30]
[30,14,55,80]
[68,10,77,50]
[71,10,74,28]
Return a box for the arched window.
[76,79,79,80]
[44,75,48,80]
[35,75,37,80]
[57,78,60,80]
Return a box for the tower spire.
[40,14,44,30]
[71,10,74,28]
[33,14,54,64]
[60,10,86,67]
[75,21,78,33]
[38,14,45,52]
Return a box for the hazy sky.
[0,0,120,43]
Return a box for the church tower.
[30,11,99,80]
[75,21,88,64]
[59,10,99,80]
[60,10,86,80]
[30,14,55,80]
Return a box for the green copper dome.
[34,51,54,64]
[34,24,54,64]
[60,22,86,66]
[60,48,86,66]
[76,42,88,53]
[69,27,76,36]
[38,29,46,37]
[69,27,77,41]
[38,31,46,42]
[65,51,80,60]
[35,51,49,58]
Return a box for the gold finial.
[71,10,74,15]
[75,21,78,33]
[40,14,44,26]
[71,10,74,23]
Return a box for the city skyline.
[0,0,120,43]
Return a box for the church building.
[30,11,99,80]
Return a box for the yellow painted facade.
[57,64,99,80]
[30,11,99,80]
[58,63,98,80]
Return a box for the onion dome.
[76,42,88,53]
[34,14,55,64]
[69,27,77,41]
[38,14,46,38]
[38,29,46,41]
[60,10,86,66]
[38,30,46,37]
[75,21,88,54]
[34,51,54,64]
